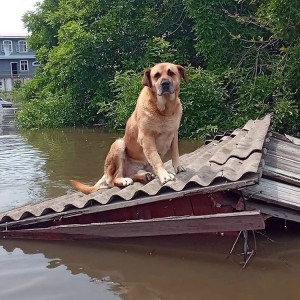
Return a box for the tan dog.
[71,62,188,194]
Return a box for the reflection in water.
[0,244,121,300]
[0,230,300,300]
[0,134,49,212]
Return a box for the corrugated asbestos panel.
[0,115,271,224]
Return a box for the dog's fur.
[71,62,188,194]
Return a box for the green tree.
[17,0,299,137]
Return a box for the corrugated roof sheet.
[0,114,271,224]
[242,131,300,210]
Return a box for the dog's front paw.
[121,177,134,186]
[158,170,175,184]
[174,165,186,174]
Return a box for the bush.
[180,68,230,138]
[17,94,91,129]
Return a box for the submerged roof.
[0,114,271,224]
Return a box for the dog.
[71,62,188,194]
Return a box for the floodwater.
[0,107,299,300]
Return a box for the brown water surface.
[0,108,299,300]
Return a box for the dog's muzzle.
[158,79,175,96]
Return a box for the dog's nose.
[161,79,170,87]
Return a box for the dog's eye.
[168,70,175,76]
[154,72,161,79]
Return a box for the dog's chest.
[156,132,174,156]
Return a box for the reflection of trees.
[19,128,122,199]
[0,108,18,135]
[0,236,234,299]
[1,231,300,299]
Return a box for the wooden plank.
[0,174,259,230]
[0,211,265,240]
[245,200,300,223]
[242,178,300,211]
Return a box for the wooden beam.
[0,174,259,230]
[0,211,265,240]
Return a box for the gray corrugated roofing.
[0,114,271,224]
[242,131,300,210]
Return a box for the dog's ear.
[177,65,189,83]
[142,68,152,88]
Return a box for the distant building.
[0,36,39,92]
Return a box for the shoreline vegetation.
[12,0,300,139]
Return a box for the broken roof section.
[242,131,300,212]
[0,114,271,224]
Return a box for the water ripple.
[0,135,50,212]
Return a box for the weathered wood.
[0,211,265,240]
[0,175,259,230]
[242,178,300,211]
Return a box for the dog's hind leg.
[130,171,155,184]
[106,139,134,187]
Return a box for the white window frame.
[32,61,41,67]
[17,40,28,53]
[20,60,29,71]
[1,40,13,53]
[10,62,18,77]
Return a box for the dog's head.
[142,63,188,97]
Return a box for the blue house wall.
[0,36,38,92]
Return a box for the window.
[1,40,13,54]
[20,60,28,71]
[17,40,27,52]
[32,61,41,67]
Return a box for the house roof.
[0,36,27,39]
[0,114,271,226]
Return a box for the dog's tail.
[71,175,106,195]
